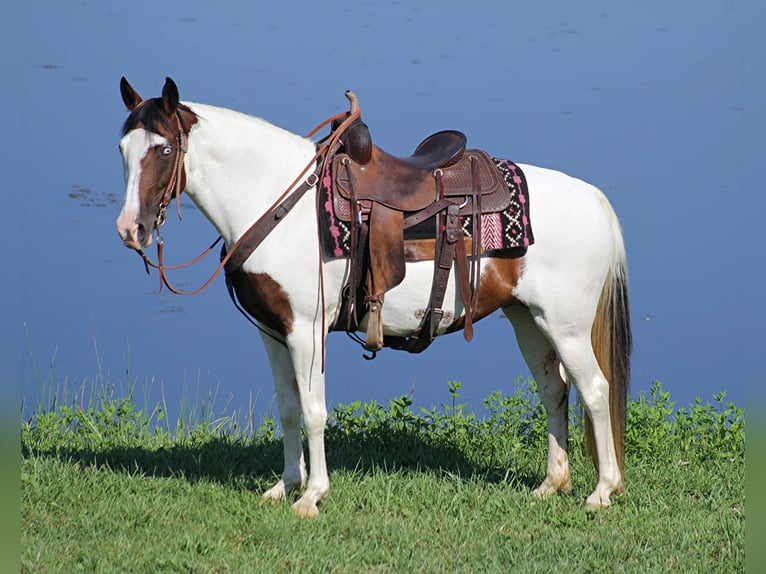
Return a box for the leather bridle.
[134,96,361,299]
[129,92,360,368]
[154,111,188,230]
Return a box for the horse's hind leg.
[259,333,307,504]
[505,305,572,496]
[532,311,623,508]
[559,337,622,507]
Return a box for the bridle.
[129,92,361,369]
[133,94,362,299]
[154,111,188,230]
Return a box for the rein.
[135,105,359,298]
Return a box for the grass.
[21,380,744,573]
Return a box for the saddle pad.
[318,157,534,259]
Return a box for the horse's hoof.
[292,498,320,518]
[260,481,289,505]
[532,485,554,499]
[532,476,572,498]
[585,491,611,509]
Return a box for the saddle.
[329,97,511,354]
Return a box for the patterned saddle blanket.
[318,157,534,260]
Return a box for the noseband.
[153,111,188,231]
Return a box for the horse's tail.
[586,191,632,479]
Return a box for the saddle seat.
[336,129,467,212]
[394,129,467,170]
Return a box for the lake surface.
[5,0,761,427]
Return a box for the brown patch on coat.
[229,271,295,336]
[445,252,526,333]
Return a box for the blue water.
[5,0,761,426]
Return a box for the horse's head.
[116,77,197,250]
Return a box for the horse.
[116,77,632,518]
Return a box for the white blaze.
[116,129,168,248]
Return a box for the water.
[5,0,761,427]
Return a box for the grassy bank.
[22,380,744,573]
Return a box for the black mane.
[120,99,194,136]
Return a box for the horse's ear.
[161,77,180,115]
[120,76,142,111]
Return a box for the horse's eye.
[162,145,173,156]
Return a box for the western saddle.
[329,92,512,354]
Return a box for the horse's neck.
[183,102,316,242]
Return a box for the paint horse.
[116,77,631,517]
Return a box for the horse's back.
[513,163,623,315]
[520,163,615,244]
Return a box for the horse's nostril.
[137,222,147,244]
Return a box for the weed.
[21,378,744,573]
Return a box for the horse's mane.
[120,98,195,136]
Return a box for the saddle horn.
[342,90,372,165]
[345,90,360,114]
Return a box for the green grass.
[21,380,744,573]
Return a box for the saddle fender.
[368,202,406,293]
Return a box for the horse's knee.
[301,400,327,433]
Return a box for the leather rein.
[135,104,361,298]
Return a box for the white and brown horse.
[116,77,631,517]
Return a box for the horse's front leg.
[259,333,306,503]
[285,323,330,518]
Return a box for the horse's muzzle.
[116,215,153,250]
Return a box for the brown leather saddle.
[329,106,511,354]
